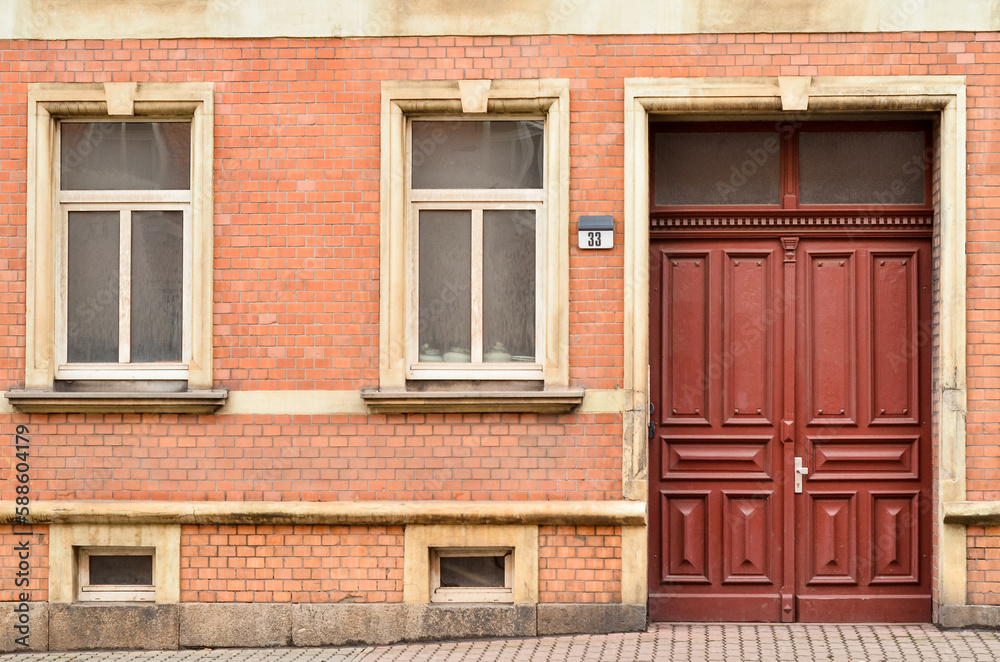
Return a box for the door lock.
[794,456,809,494]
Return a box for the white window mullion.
[59,190,191,205]
[408,204,420,366]
[119,210,132,364]
[182,206,193,363]
[56,206,69,367]
[535,204,545,368]
[410,188,544,204]
[470,208,484,363]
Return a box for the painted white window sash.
[77,547,156,603]
[406,198,545,381]
[430,547,514,604]
[377,80,571,391]
[55,200,192,381]
[403,110,551,382]
[23,82,216,391]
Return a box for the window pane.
[412,121,544,189]
[89,555,153,586]
[67,211,119,363]
[61,122,191,190]
[419,210,471,361]
[131,211,184,363]
[799,131,927,205]
[653,131,781,206]
[439,555,507,588]
[483,210,535,362]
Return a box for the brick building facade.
[0,0,998,650]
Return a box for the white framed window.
[430,547,514,604]
[49,523,180,604]
[409,118,545,381]
[56,120,192,381]
[8,82,224,413]
[77,546,156,603]
[403,524,537,604]
[368,79,578,412]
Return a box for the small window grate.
[430,547,514,603]
[89,554,153,586]
[439,554,507,588]
[78,547,156,602]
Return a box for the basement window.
[78,547,155,602]
[430,547,513,603]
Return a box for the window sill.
[4,388,229,414]
[361,388,585,414]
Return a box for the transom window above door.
[651,121,933,212]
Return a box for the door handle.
[794,456,809,494]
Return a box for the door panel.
[722,492,774,583]
[649,236,931,623]
[870,492,920,583]
[804,493,858,584]
[793,239,931,621]
[869,252,921,425]
[663,436,772,480]
[662,252,711,424]
[649,240,785,622]
[661,492,710,582]
[804,251,857,426]
[724,253,776,426]
[809,436,919,481]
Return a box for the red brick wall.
[0,526,48,603]
[174,524,627,604]
[539,525,622,603]
[0,414,622,501]
[0,31,998,605]
[967,526,1000,606]
[180,524,404,603]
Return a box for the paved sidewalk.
[1,624,999,661]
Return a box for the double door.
[648,235,931,622]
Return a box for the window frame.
[19,82,216,401]
[429,546,515,604]
[403,524,538,604]
[408,193,546,381]
[77,546,156,603]
[373,79,573,403]
[794,120,933,210]
[648,119,934,217]
[56,158,194,379]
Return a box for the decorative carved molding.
[781,237,799,262]
[651,215,933,229]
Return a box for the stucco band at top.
[4,0,997,40]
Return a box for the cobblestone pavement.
[2,624,999,661]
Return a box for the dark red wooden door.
[648,236,931,622]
